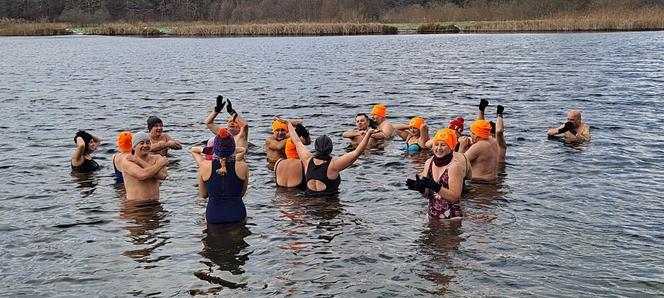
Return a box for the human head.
[285,138,299,159]
[214,128,236,157]
[132,132,151,155]
[449,117,464,136]
[567,110,582,129]
[431,128,458,157]
[370,104,387,123]
[116,131,133,153]
[314,135,333,158]
[272,120,288,141]
[75,130,97,154]
[409,116,424,135]
[147,116,163,136]
[470,119,492,141]
[226,115,242,135]
[355,113,370,130]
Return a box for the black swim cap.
[147,116,163,132]
[314,135,333,160]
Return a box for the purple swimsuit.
[427,161,463,219]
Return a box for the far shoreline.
[1,19,663,37]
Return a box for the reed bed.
[168,22,397,36]
[0,19,71,36]
[84,23,163,36]
[416,23,460,34]
[463,8,664,32]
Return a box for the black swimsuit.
[71,158,100,173]
[305,158,341,196]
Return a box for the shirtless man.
[459,119,499,182]
[274,138,306,189]
[147,116,182,156]
[265,119,290,164]
[206,96,250,151]
[476,99,507,161]
[547,110,591,143]
[122,132,169,202]
[370,104,395,140]
[342,113,384,148]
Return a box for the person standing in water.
[459,119,499,182]
[370,103,395,140]
[122,132,169,203]
[112,131,133,184]
[147,116,182,156]
[547,110,591,143]
[394,116,429,152]
[206,95,250,152]
[192,128,249,224]
[407,128,470,220]
[71,130,101,173]
[342,113,384,148]
[274,138,306,189]
[288,120,378,196]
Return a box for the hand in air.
[497,105,504,116]
[226,98,236,115]
[479,99,489,112]
[215,95,225,113]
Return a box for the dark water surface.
[1,32,663,296]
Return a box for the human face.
[133,140,151,156]
[356,116,369,130]
[432,140,451,158]
[273,128,287,141]
[227,120,240,135]
[87,139,99,153]
[409,126,420,137]
[567,112,581,128]
[150,123,164,137]
[371,114,383,124]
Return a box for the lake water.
[1,32,663,296]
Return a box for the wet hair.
[75,130,93,152]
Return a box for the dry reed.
[0,19,71,36]
[416,23,460,33]
[463,7,664,32]
[168,22,397,36]
[84,23,163,36]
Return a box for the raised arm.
[205,111,223,135]
[331,128,377,172]
[287,121,312,160]
[393,123,410,140]
[417,123,430,148]
[72,136,86,163]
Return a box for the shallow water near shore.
[1,32,663,296]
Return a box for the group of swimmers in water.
[71,96,591,224]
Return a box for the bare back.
[465,138,499,182]
[274,158,304,188]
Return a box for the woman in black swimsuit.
[71,130,101,173]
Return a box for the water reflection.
[70,171,99,197]
[194,223,252,291]
[119,200,171,266]
[416,220,464,296]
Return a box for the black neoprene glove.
[421,175,442,193]
[497,105,504,117]
[559,121,576,135]
[406,174,425,193]
[479,99,489,112]
[294,124,310,138]
[215,95,225,113]
[226,99,237,115]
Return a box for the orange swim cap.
[432,128,458,150]
[470,120,492,139]
[285,138,299,158]
[371,104,387,118]
[272,120,288,132]
[409,117,425,129]
[117,131,133,153]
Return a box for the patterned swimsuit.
[427,160,463,219]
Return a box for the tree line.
[1,0,661,24]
